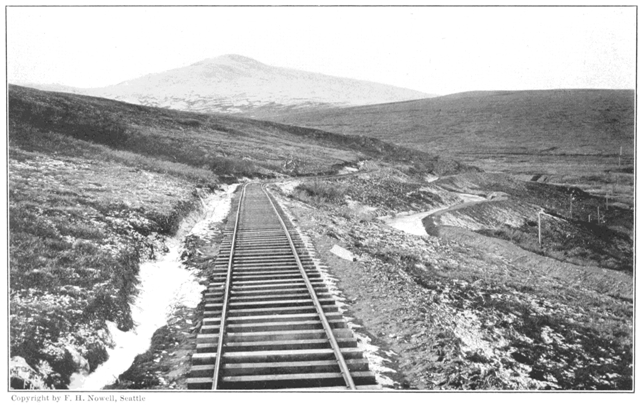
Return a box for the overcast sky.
[7,5,636,95]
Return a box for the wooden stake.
[619,146,622,167]
[569,198,573,218]
[538,211,542,246]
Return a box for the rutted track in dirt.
[187,183,379,390]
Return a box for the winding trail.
[383,193,491,236]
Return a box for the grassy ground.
[8,145,202,388]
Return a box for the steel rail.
[261,184,357,390]
[211,183,247,390]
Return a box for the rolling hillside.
[22,55,432,117]
[8,85,462,179]
[270,89,634,197]
[272,89,633,156]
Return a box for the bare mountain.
[23,55,432,117]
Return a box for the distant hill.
[8,85,463,178]
[20,55,433,118]
[269,89,634,158]
[268,89,635,197]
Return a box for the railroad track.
[187,183,379,390]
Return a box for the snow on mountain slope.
[22,55,433,117]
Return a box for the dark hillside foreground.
[8,85,468,389]
[9,85,464,178]
[272,89,634,204]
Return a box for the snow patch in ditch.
[69,184,238,390]
[188,184,239,238]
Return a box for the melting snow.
[69,184,238,390]
[338,166,359,175]
[383,209,441,236]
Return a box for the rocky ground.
[269,172,633,390]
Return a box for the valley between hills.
[7,58,635,391]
